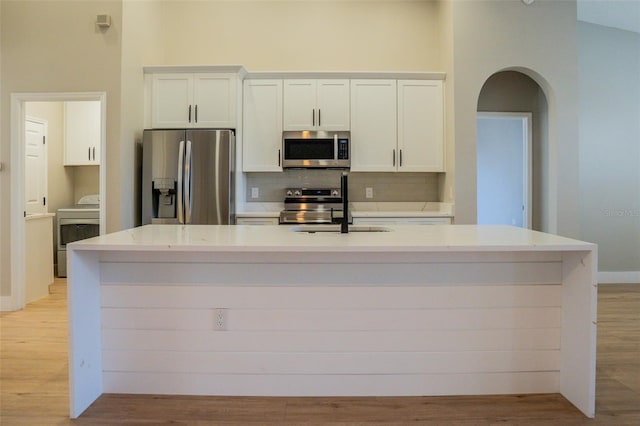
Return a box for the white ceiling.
[577,0,640,34]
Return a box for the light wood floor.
[1,279,638,425]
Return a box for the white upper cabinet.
[242,79,283,172]
[151,73,236,128]
[397,80,445,172]
[283,79,349,131]
[350,80,397,172]
[283,80,314,130]
[193,74,237,128]
[64,101,101,166]
[350,79,445,172]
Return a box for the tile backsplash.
[245,170,441,202]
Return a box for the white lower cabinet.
[25,214,54,303]
[353,217,451,225]
[236,217,279,225]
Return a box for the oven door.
[57,218,100,250]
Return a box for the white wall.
[578,22,640,276]
[436,0,455,205]
[450,0,580,239]
[151,1,442,71]
[121,0,166,229]
[0,0,122,297]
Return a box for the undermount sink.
[291,225,392,233]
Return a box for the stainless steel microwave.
[282,131,350,169]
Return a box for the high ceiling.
[577,0,640,34]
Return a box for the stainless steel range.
[279,187,352,225]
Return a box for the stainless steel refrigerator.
[141,129,235,225]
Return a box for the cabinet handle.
[188,105,192,123]
[318,109,321,127]
[312,109,315,126]
[195,105,198,123]
[393,149,396,167]
[88,147,91,161]
[92,147,96,161]
[399,149,403,167]
[278,149,281,167]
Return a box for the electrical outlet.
[214,308,227,331]
[365,187,374,199]
[251,187,259,199]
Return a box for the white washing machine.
[56,194,100,277]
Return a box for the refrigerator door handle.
[184,140,193,223]
[215,131,222,224]
[177,140,185,224]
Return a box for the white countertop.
[236,202,454,218]
[70,224,594,253]
[25,212,55,221]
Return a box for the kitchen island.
[67,224,597,418]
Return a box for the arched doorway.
[476,70,549,231]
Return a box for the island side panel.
[560,249,598,418]
[98,250,565,398]
[67,248,103,418]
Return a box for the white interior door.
[477,113,532,228]
[25,117,48,215]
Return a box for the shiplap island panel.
[67,225,597,419]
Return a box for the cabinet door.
[242,80,283,172]
[350,80,397,172]
[283,80,315,130]
[352,217,401,226]
[151,73,193,128]
[397,80,445,172]
[64,101,101,165]
[317,79,350,131]
[193,73,236,128]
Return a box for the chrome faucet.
[341,171,349,234]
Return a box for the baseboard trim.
[598,271,640,284]
[0,295,17,312]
